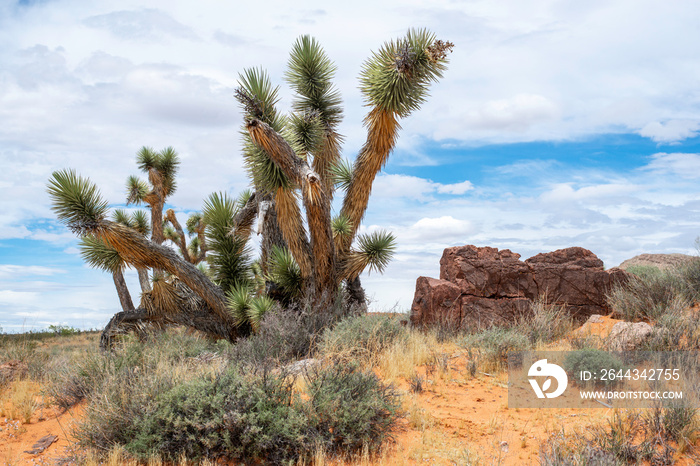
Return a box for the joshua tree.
[47,29,452,347]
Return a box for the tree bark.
[346,275,367,311]
[112,270,135,312]
[137,268,151,293]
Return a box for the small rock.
[587,314,604,323]
[607,322,653,350]
[285,358,321,375]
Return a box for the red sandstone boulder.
[411,245,629,328]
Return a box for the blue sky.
[1,0,700,331]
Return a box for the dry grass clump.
[541,400,700,465]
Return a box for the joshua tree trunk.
[112,270,135,312]
[137,268,151,293]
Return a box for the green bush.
[306,363,402,454]
[459,327,530,371]
[127,367,310,463]
[564,349,625,388]
[68,330,403,463]
[318,313,407,364]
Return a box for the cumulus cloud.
[469,94,560,131]
[638,120,700,143]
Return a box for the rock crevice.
[411,245,628,328]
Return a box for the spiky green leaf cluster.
[236,190,254,210]
[186,213,202,236]
[236,68,294,193]
[126,175,149,205]
[47,169,109,235]
[135,146,180,196]
[163,225,179,242]
[359,28,450,117]
[226,284,253,328]
[79,235,124,274]
[286,111,324,157]
[329,159,353,191]
[355,230,397,274]
[188,236,201,258]
[285,35,343,128]
[112,209,132,227]
[331,214,353,240]
[202,192,252,292]
[267,245,303,298]
[131,210,150,236]
[226,284,275,332]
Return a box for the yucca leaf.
[131,210,151,236]
[113,209,134,228]
[126,175,149,205]
[203,192,253,291]
[267,245,303,298]
[329,158,353,191]
[247,295,275,332]
[136,146,158,172]
[186,213,203,237]
[47,169,109,236]
[285,35,343,129]
[79,235,124,273]
[359,28,451,118]
[355,230,397,274]
[225,283,252,327]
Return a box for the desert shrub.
[50,330,223,409]
[459,327,530,371]
[0,337,49,383]
[608,261,700,322]
[644,398,700,444]
[641,298,700,351]
[517,297,574,345]
[678,257,700,303]
[317,313,407,365]
[608,270,682,321]
[126,367,310,463]
[71,329,402,463]
[229,292,358,367]
[564,349,625,388]
[305,363,402,454]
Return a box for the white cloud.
[372,174,473,201]
[643,153,700,179]
[469,94,560,131]
[639,120,700,143]
[0,265,66,279]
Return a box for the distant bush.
[230,298,354,367]
[48,324,81,336]
[608,268,686,321]
[564,349,625,388]
[609,258,700,322]
[459,327,530,371]
[318,313,408,365]
[641,298,700,351]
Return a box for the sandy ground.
[0,315,694,465]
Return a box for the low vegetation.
[3,256,700,464]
